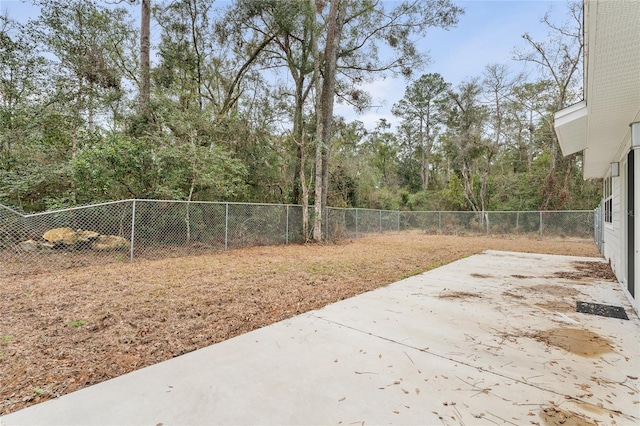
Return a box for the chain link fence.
[1,200,595,277]
[326,208,595,240]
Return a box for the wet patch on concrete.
[530,328,614,357]
[577,301,629,320]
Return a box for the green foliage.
[438,175,468,211]
[0,0,599,217]
[72,133,248,203]
[73,134,155,201]
[366,188,400,210]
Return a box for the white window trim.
[604,173,613,227]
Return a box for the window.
[604,175,612,223]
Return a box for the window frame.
[604,174,613,224]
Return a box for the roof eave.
[554,100,588,156]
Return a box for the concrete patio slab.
[2,250,639,425]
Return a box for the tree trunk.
[139,0,151,114]
[541,120,559,209]
[299,140,310,241]
[461,161,480,212]
[313,0,346,241]
[292,68,306,205]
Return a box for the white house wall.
[603,146,640,313]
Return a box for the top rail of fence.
[2,199,307,219]
[1,199,598,218]
[0,203,25,216]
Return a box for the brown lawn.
[0,234,601,415]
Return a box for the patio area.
[1,250,638,425]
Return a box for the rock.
[76,230,100,242]
[43,228,100,249]
[18,240,39,252]
[43,228,78,246]
[40,242,55,251]
[40,229,128,251]
[18,240,54,252]
[91,235,130,251]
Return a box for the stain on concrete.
[531,328,613,357]
[540,405,598,426]
[536,300,574,312]
[523,284,581,297]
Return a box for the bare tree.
[515,1,583,209]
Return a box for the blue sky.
[337,0,572,129]
[1,0,571,129]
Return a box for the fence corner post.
[130,199,136,262]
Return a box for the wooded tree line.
[0,0,600,237]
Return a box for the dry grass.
[0,234,600,414]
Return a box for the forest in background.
[0,0,600,229]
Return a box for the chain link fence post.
[355,208,358,238]
[225,203,229,251]
[324,206,328,240]
[286,205,289,244]
[130,199,136,262]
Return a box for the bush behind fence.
[1,200,594,276]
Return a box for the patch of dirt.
[529,328,614,357]
[553,261,617,282]
[535,300,574,312]
[522,284,582,297]
[0,234,600,414]
[470,273,493,278]
[502,291,525,299]
[511,274,534,279]
[438,291,482,299]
